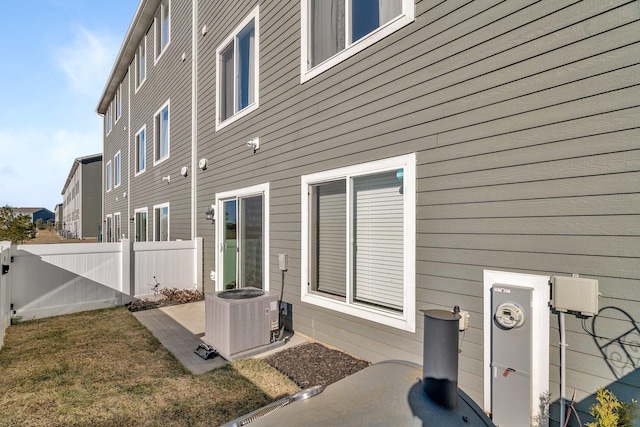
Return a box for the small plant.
[586,388,639,427]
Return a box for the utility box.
[550,276,599,317]
[491,285,533,427]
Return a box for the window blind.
[314,180,347,297]
[353,171,404,311]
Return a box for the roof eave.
[96,0,160,115]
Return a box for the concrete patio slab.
[132,300,308,375]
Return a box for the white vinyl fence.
[0,238,203,345]
[0,241,11,348]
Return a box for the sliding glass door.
[217,185,268,290]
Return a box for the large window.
[114,151,121,188]
[135,126,146,175]
[136,35,147,89]
[135,208,148,242]
[155,0,170,60]
[301,154,416,332]
[301,0,413,81]
[216,7,259,129]
[154,101,170,164]
[106,160,113,192]
[154,203,169,241]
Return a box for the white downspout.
[127,69,131,240]
[191,0,198,240]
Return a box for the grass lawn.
[0,306,299,426]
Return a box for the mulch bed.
[127,288,204,312]
[263,342,371,388]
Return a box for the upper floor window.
[136,36,147,89]
[154,101,170,164]
[135,126,146,175]
[301,0,414,82]
[115,84,122,120]
[106,104,113,134]
[155,0,171,60]
[216,6,259,130]
[106,160,113,192]
[114,151,121,188]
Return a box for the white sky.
[0,0,138,211]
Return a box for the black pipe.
[422,309,460,410]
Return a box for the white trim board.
[483,269,550,420]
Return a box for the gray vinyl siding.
[194,0,640,423]
[80,159,102,238]
[98,0,640,424]
[105,0,194,242]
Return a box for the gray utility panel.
[491,285,533,427]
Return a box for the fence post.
[195,237,203,291]
[121,239,132,297]
[0,241,12,348]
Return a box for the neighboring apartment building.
[98,1,640,424]
[13,207,55,225]
[54,203,63,231]
[60,154,102,239]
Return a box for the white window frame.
[114,212,122,242]
[135,126,146,176]
[106,160,113,192]
[135,35,147,91]
[105,214,113,243]
[153,202,170,241]
[301,153,416,332]
[134,207,148,242]
[215,182,270,292]
[114,151,121,188]
[106,104,113,135]
[154,0,171,63]
[115,83,122,121]
[215,6,260,131]
[153,100,170,165]
[300,0,414,83]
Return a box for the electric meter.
[494,302,525,330]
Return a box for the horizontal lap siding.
[193,0,640,417]
[128,0,193,242]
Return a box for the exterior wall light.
[247,137,260,153]
[205,205,215,224]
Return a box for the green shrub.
[586,388,639,427]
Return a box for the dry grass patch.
[0,307,298,426]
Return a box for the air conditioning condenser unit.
[204,287,279,360]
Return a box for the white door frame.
[215,183,270,292]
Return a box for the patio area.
[132,300,308,374]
